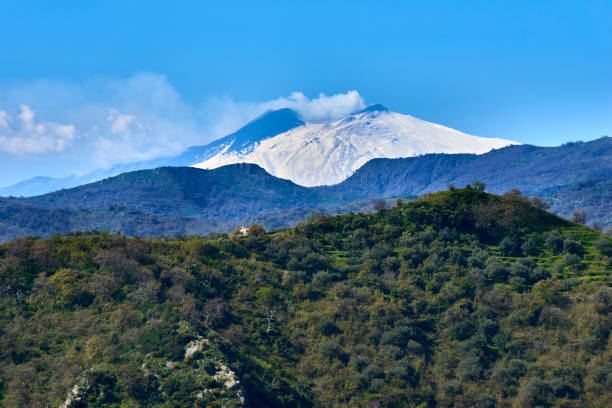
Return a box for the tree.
[473,181,486,191]
[572,210,587,225]
[503,188,525,201]
[499,236,521,256]
[529,197,550,210]
[374,200,386,211]
[264,305,279,334]
[594,236,612,256]
[248,224,266,237]
[202,297,226,328]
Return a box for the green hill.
[1,187,611,407]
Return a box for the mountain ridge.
[0,137,610,242]
[0,105,515,196]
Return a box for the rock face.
[61,330,245,407]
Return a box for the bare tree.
[264,305,279,334]
[202,297,225,329]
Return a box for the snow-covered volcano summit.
[192,105,517,186]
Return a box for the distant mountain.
[0,164,349,241]
[193,105,516,186]
[21,164,338,219]
[324,137,612,225]
[0,109,307,197]
[0,105,515,196]
[0,137,609,242]
[158,108,306,167]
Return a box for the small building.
[238,227,249,237]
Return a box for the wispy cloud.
[0,105,76,154]
[0,73,367,170]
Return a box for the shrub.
[544,231,564,253]
[563,239,584,255]
[362,364,385,380]
[521,238,539,256]
[477,394,497,408]
[380,326,414,347]
[441,379,462,395]
[458,356,483,381]
[316,317,340,336]
[562,253,582,269]
[594,236,612,256]
[593,364,612,386]
[483,258,508,280]
[388,359,416,383]
[348,355,370,372]
[499,236,521,256]
[319,341,342,360]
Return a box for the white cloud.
[0,105,76,154]
[0,110,9,128]
[200,90,366,139]
[0,73,368,170]
[271,90,366,122]
[107,109,140,134]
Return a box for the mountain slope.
[21,164,335,220]
[0,198,220,241]
[0,164,345,241]
[325,137,612,223]
[157,108,305,167]
[193,105,516,186]
[1,188,610,407]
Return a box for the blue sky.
[0,1,611,186]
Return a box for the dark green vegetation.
[0,165,341,242]
[1,137,610,242]
[0,165,375,242]
[0,197,221,243]
[1,187,610,407]
[22,164,335,221]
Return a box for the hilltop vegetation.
[0,187,610,407]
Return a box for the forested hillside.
[1,187,610,407]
